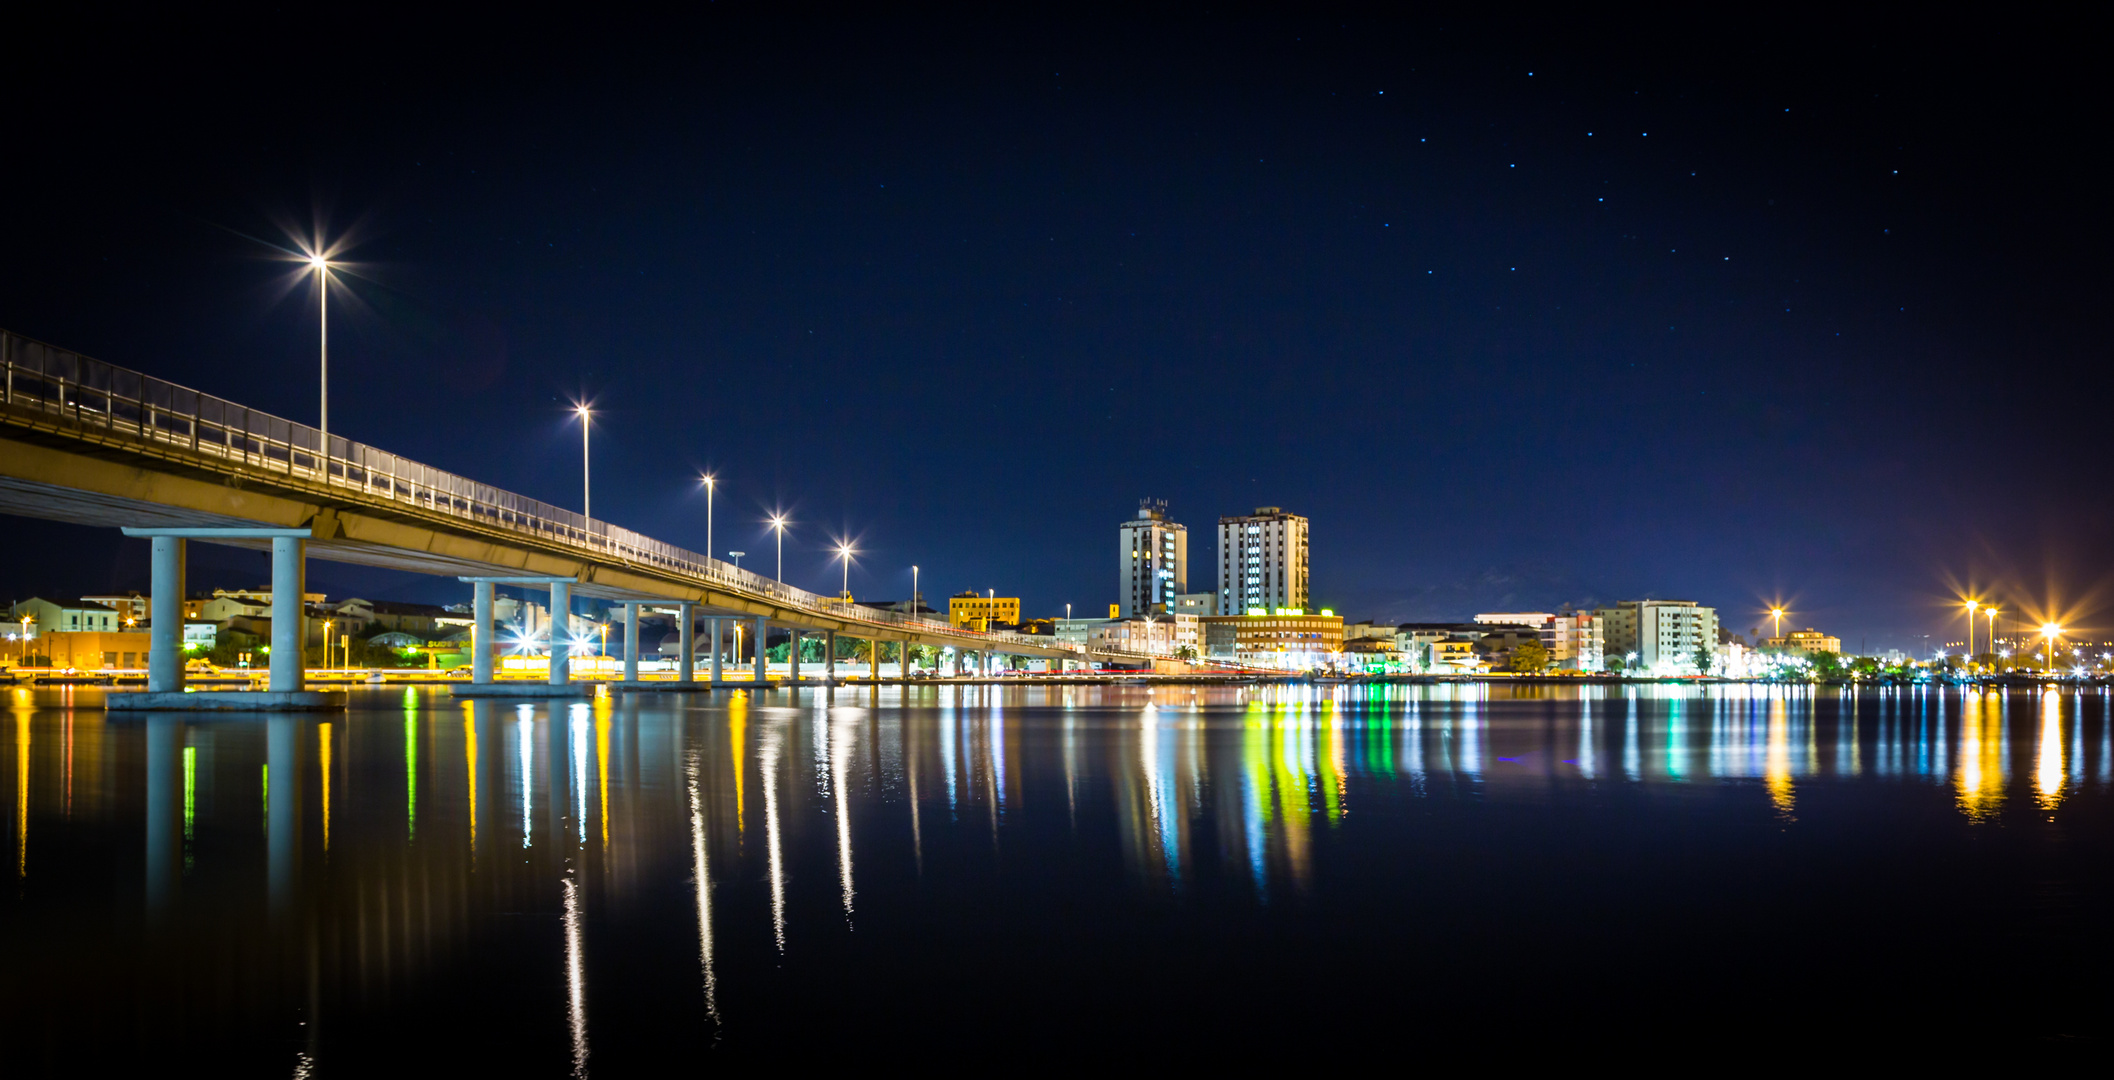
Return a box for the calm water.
[3,683,2113,1071]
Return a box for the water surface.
[3,683,2111,1070]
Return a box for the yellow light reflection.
[319,721,333,852]
[2035,689,2064,811]
[596,712,611,851]
[1764,698,1794,816]
[14,713,26,878]
[1956,692,2004,822]
[182,744,196,872]
[405,714,418,843]
[727,692,747,835]
[464,713,479,859]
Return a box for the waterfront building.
[1087,613,1199,656]
[1120,500,1188,616]
[1216,507,1309,614]
[1174,591,1218,618]
[1542,612,1606,671]
[1054,617,1119,646]
[949,591,1020,631]
[1595,600,1720,673]
[8,597,124,633]
[1201,610,1342,669]
[1768,629,1843,655]
[79,591,150,623]
[41,629,153,669]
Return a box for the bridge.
[0,328,1148,706]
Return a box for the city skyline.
[0,14,2103,653]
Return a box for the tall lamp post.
[1963,600,1979,666]
[1985,607,2001,663]
[308,254,333,475]
[767,515,789,581]
[2042,623,2062,675]
[1769,607,1785,643]
[911,565,920,618]
[701,474,716,565]
[575,404,592,521]
[835,542,856,600]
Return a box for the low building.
[9,597,124,633]
[949,591,1021,631]
[1201,611,1343,670]
[1054,618,1119,647]
[1429,639,1481,673]
[42,630,153,669]
[195,586,328,625]
[1771,629,1842,655]
[80,592,151,623]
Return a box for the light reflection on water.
[3,682,2114,1068]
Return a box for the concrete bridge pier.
[453,575,585,698]
[751,616,768,683]
[548,581,571,686]
[825,631,836,683]
[113,527,340,711]
[788,629,802,684]
[710,618,725,683]
[677,603,696,683]
[622,602,640,682]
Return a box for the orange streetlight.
[2042,623,2062,675]
[1963,599,1979,664]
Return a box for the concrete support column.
[147,537,186,693]
[471,581,495,684]
[788,630,802,683]
[710,618,724,683]
[269,536,305,693]
[751,616,768,682]
[623,602,640,682]
[825,631,836,682]
[870,638,879,682]
[677,603,696,683]
[549,581,571,685]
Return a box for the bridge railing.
[1,329,1082,653]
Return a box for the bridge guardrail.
[2,329,1083,654]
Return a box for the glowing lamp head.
[2042,623,2062,639]
[308,254,328,270]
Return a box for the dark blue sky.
[2,12,2105,649]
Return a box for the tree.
[1510,641,1551,674]
[1810,651,1848,682]
[1175,644,1198,662]
[1691,644,1714,676]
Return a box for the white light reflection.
[518,712,534,848]
[561,874,589,1077]
[759,724,787,952]
[571,706,590,846]
[831,712,856,921]
[684,748,719,1024]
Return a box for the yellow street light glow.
[2042,623,2061,639]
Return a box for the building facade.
[1201,611,1342,670]
[1595,599,1720,673]
[1542,612,1606,671]
[1773,629,1842,655]
[948,591,1020,631]
[1119,501,1188,616]
[1174,592,1218,618]
[8,597,123,634]
[1217,507,1310,614]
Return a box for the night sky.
[2,13,2104,651]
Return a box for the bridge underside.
[0,433,1079,659]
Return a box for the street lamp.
[1963,599,1979,663]
[309,253,332,472]
[768,515,789,581]
[911,565,920,619]
[729,551,745,570]
[1985,607,2000,661]
[835,541,856,599]
[574,404,592,521]
[701,474,716,565]
[2042,623,2062,675]
[1769,607,1785,643]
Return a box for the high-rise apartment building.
[1119,500,1188,617]
[1541,612,1606,671]
[1595,599,1719,672]
[1217,507,1310,614]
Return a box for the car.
[185,659,220,675]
